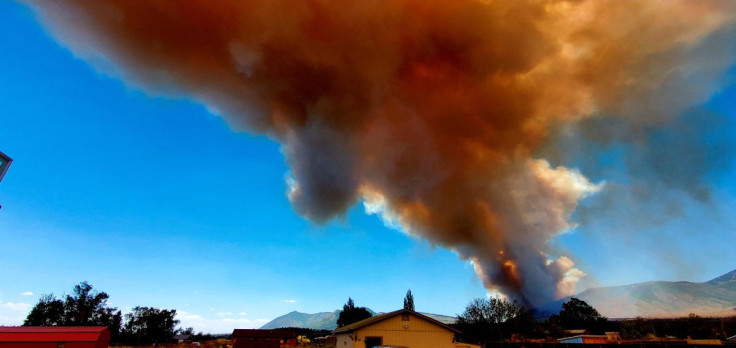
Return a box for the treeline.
[619,315,736,340]
[450,296,736,346]
[23,281,191,345]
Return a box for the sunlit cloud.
[283,299,297,303]
[20,292,34,297]
[0,300,31,326]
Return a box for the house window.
[57,343,65,348]
[365,336,382,348]
[401,314,410,321]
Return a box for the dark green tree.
[336,298,372,328]
[122,306,179,345]
[178,327,195,335]
[550,297,607,333]
[23,282,122,341]
[620,317,653,339]
[23,294,64,326]
[63,282,120,326]
[686,313,713,339]
[455,297,526,346]
[403,290,415,311]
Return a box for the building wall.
[352,313,455,348]
[0,343,99,348]
[582,337,608,344]
[335,333,355,348]
[232,340,280,348]
[559,336,609,344]
[559,337,583,344]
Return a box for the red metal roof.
[0,326,109,342]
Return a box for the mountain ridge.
[260,309,455,330]
[537,268,736,319]
[262,268,736,329]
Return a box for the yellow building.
[333,309,471,348]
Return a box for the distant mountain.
[260,310,343,330]
[260,309,456,330]
[419,312,457,325]
[708,269,736,284]
[538,268,736,319]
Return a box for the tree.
[178,327,195,336]
[336,298,372,328]
[550,297,607,333]
[403,290,415,311]
[455,297,527,346]
[122,306,179,345]
[23,282,122,341]
[24,294,64,326]
[63,282,121,326]
[620,317,653,339]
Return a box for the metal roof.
[0,326,109,342]
[0,151,12,185]
[333,309,460,334]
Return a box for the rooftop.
[333,309,460,334]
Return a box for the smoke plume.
[24,0,736,306]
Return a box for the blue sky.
[0,1,487,332]
[1,0,735,333]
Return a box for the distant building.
[171,334,192,343]
[333,308,468,348]
[558,335,608,344]
[686,338,722,346]
[232,329,298,348]
[563,329,589,336]
[0,326,110,348]
[605,332,621,342]
[0,151,11,185]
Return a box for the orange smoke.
[24,0,736,306]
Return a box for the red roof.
[0,326,109,342]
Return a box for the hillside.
[708,269,736,284]
[539,268,736,318]
[260,309,456,330]
[263,269,736,327]
[260,310,342,330]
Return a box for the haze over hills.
[260,309,455,330]
[539,268,736,319]
[263,269,736,329]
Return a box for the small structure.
[558,335,608,344]
[605,332,621,343]
[171,334,192,344]
[333,309,463,348]
[686,338,722,346]
[563,329,589,336]
[232,329,298,348]
[0,326,110,348]
[0,151,12,185]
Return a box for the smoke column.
[23,0,736,307]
